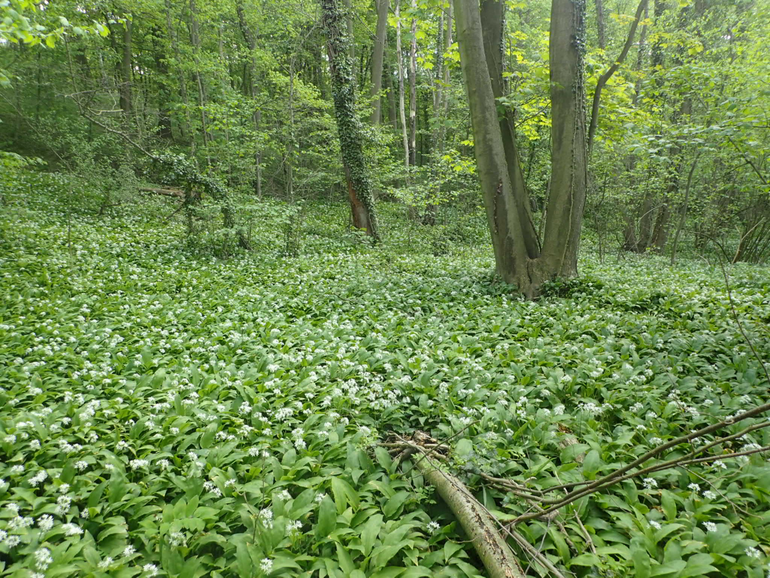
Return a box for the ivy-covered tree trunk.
[453,0,587,296]
[320,0,381,240]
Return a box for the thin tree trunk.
[595,0,606,50]
[153,30,173,141]
[344,0,355,60]
[425,4,448,225]
[287,64,296,202]
[587,0,648,153]
[166,0,192,146]
[396,0,410,168]
[370,0,389,124]
[119,18,133,126]
[236,0,263,198]
[438,2,452,148]
[189,0,211,165]
[320,0,381,239]
[408,0,418,167]
[385,60,398,128]
[632,1,649,104]
[670,153,701,265]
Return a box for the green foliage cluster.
[1,181,770,576]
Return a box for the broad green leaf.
[315,497,337,540]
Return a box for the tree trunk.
[408,0,418,167]
[189,0,211,164]
[670,153,701,265]
[166,0,192,146]
[595,0,606,50]
[414,456,526,578]
[153,33,173,141]
[320,0,381,240]
[119,18,133,125]
[236,0,263,198]
[587,0,648,153]
[370,0,390,125]
[453,0,586,296]
[439,1,452,147]
[540,0,588,278]
[344,0,355,61]
[480,0,540,258]
[396,0,410,168]
[453,0,534,289]
[385,60,398,128]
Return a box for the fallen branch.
[388,434,527,578]
[140,187,185,199]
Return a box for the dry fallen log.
[415,459,527,578]
[389,433,526,578]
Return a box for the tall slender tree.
[370,0,389,125]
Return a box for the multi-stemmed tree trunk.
[320,0,380,240]
[453,0,587,297]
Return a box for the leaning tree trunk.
[480,0,540,258]
[453,0,587,296]
[320,0,381,240]
[453,0,534,288]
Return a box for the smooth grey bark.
[120,19,133,120]
[453,0,587,295]
[480,0,540,258]
[370,0,389,124]
[395,0,410,168]
[408,0,418,167]
[540,0,588,278]
[453,0,532,288]
[320,0,381,240]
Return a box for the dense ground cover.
[1,177,770,578]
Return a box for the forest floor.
[1,177,770,577]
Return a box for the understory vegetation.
[1,177,769,577]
